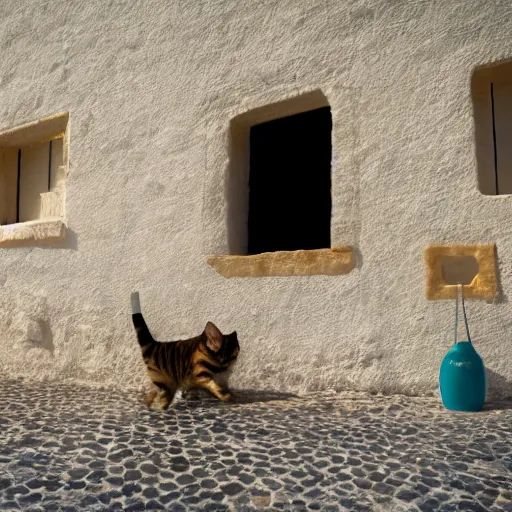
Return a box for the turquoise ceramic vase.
[439,284,486,412]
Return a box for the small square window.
[0,113,68,246]
[473,60,512,195]
[248,107,332,254]
[0,113,68,226]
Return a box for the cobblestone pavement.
[0,379,511,511]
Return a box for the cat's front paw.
[220,391,233,402]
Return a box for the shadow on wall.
[492,250,508,304]
[353,247,363,270]
[486,368,512,405]
[37,318,55,356]
[41,228,78,251]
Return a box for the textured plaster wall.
[1,0,512,399]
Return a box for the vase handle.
[454,283,472,344]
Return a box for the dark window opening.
[247,106,332,255]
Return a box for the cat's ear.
[231,331,237,338]
[205,322,223,352]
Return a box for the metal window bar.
[48,140,53,191]
[490,83,500,195]
[15,149,21,223]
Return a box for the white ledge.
[0,219,67,247]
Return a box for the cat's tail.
[131,291,155,347]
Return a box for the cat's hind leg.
[146,383,176,410]
[144,388,159,407]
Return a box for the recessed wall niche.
[425,244,497,300]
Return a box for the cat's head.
[203,322,240,365]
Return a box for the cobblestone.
[0,379,511,510]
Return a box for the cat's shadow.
[231,389,299,404]
[181,388,298,406]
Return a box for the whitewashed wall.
[0,0,511,398]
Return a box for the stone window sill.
[207,248,354,278]
[0,219,67,247]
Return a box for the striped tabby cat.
[131,292,240,409]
